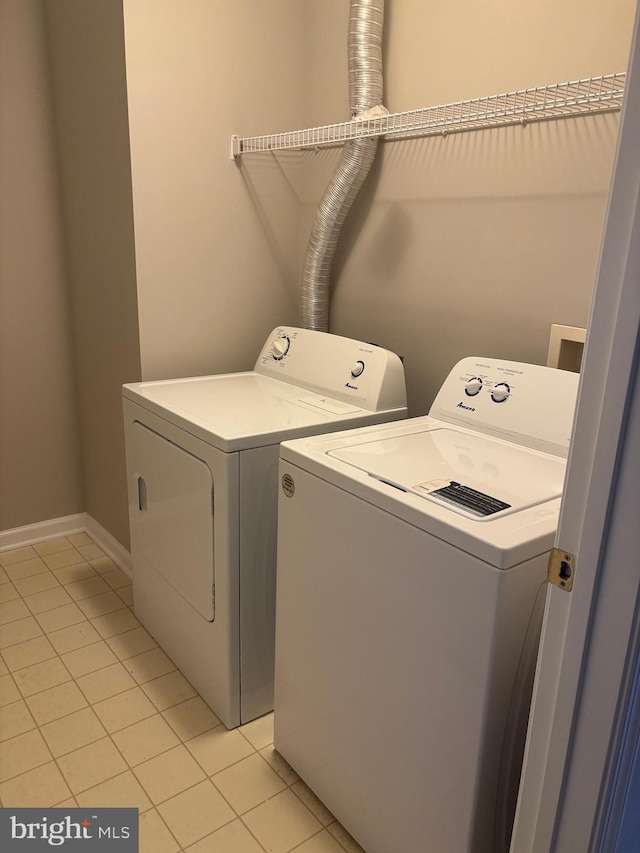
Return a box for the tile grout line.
[144,807,184,852]
[0,538,124,795]
[288,824,350,853]
[1,535,347,853]
[234,813,272,853]
[1,645,80,791]
[2,609,147,685]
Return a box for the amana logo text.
[457,402,476,412]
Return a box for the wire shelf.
[231,72,626,159]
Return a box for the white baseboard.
[0,513,132,579]
[84,517,132,578]
[0,514,88,551]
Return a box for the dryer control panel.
[255,327,407,413]
[429,357,579,457]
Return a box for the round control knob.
[491,382,511,403]
[271,335,290,360]
[465,377,483,396]
[351,360,365,378]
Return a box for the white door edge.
[510,3,640,850]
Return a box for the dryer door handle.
[136,474,148,512]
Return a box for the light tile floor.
[0,535,364,853]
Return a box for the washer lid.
[329,426,565,520]
[280,416,568,568]
[123,372,393,452]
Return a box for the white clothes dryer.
[122,327,406,728]
[274,357,578,853]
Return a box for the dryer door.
[130,422,215,620]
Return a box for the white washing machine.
[122,326,406,729]
[274,357,579,853]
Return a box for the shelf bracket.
[230,134,241,162]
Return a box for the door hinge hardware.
[548,547,576,591]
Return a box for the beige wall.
[2,1,635,549]
[45,0,141,547]
[0,0,83,530]
[300,0,636,414]
[123,0,305,381]
[383,0,633,108]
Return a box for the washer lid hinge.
[548,547,576,591]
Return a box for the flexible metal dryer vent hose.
[300,0,386,332]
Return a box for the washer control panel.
[429,356,579,457]
[464,377,483,397]
[271,334,291,360]
[491,382,510,403]
[255,327,407,413]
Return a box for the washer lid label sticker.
[415,480,511,517]
[282,473,295,498]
